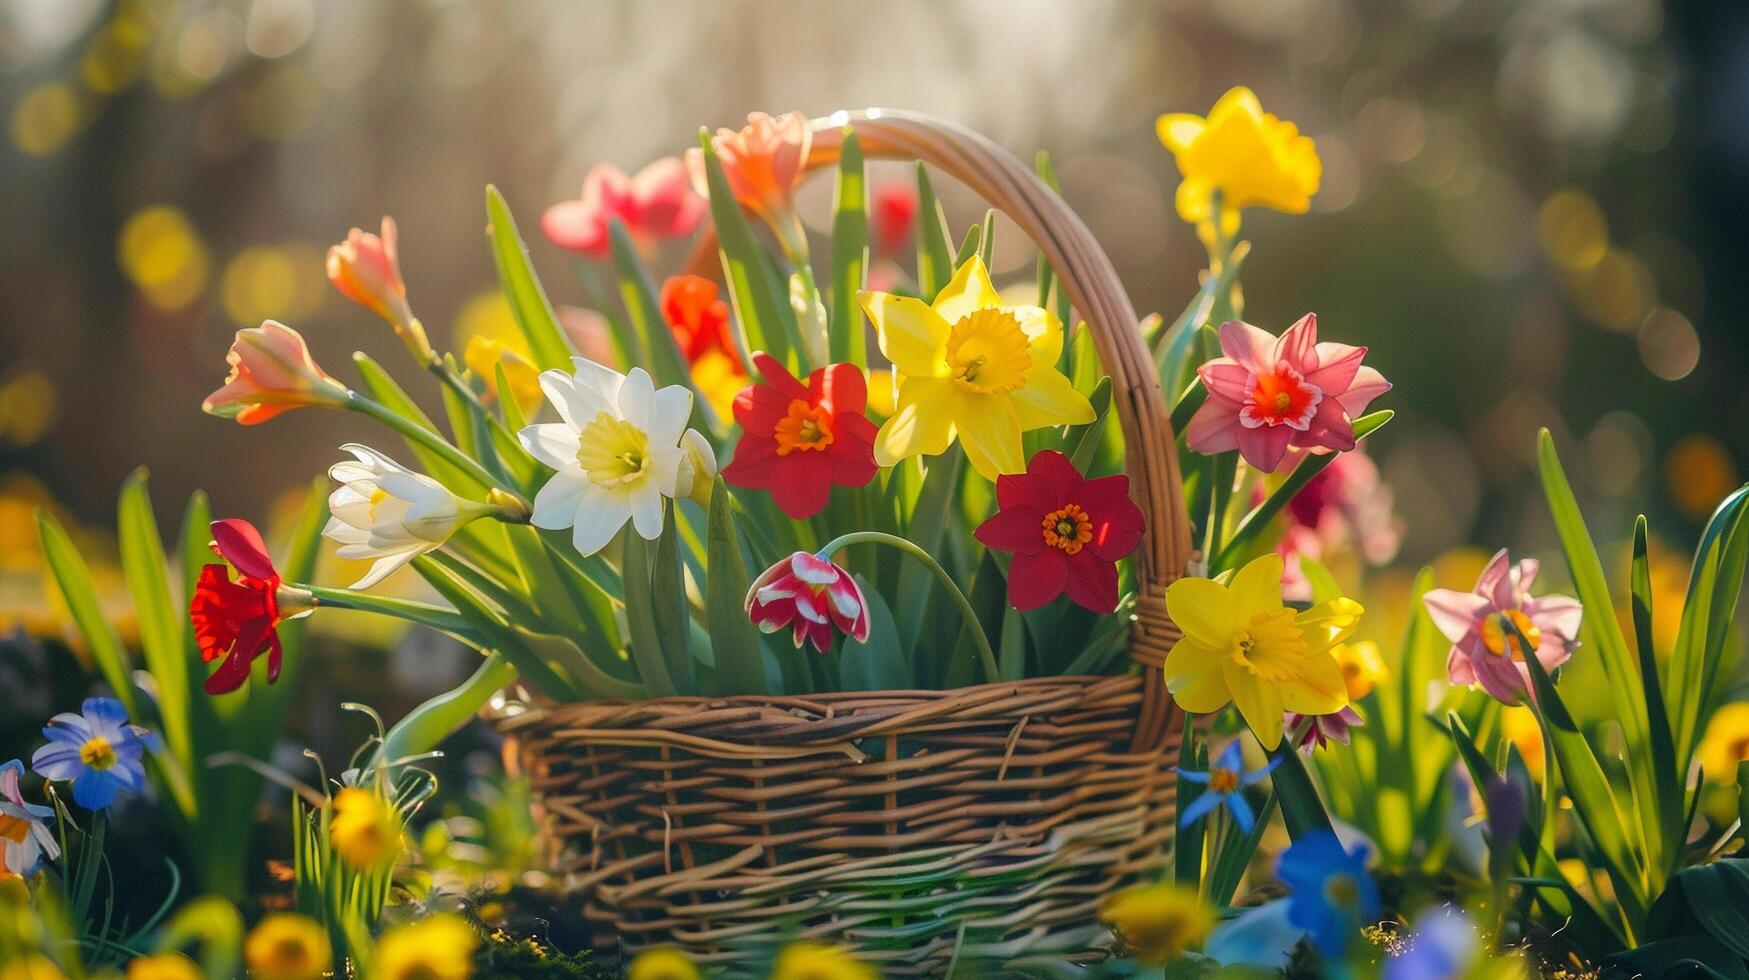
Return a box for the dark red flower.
[722,353,879,520]
[873,184,918,256]
[660,274,740,368]
[974,450,1146,613]
[189,518,284,695]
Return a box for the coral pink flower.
[661,275,740,367]
[202,320,348,425]
[873,184,918,256]
[1186,314,1390,472]
[686,111,811,223]
[1423,549,1583,705]
[746,551,871,652]
[327,219,413,332]
[542,158,705,259]
[723,353,878,520]
[1285,706,1364,754]
[974,450,1147,614]
[190,519,288,694]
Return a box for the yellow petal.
[1228,554,1285,618]
[1011,366,1095,431]
[953,393,1024,479]
[931,255,1002,326]
[1279,652,1348,715]
[1296,597,1365,652]
[862,291,949,378]
[1224,662,1285,748]
[1175,177,1215,225]
[1009,305,1065,366]
[1156,113,1207,154]
[874,377,955,466]
[1163,640,1231,713]
[1164,577,1238,646]
[1209,86,1264,125]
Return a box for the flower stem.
[345,391,530,511]
[818,530,1000,685]
[305,585,477,639]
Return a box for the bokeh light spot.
[1566,248,1654,332]
[10,82,82,156]
[117,205,210,311]
[1538,189,1608,270]
[1636,308,1699,381]
[1665,435,1738,521]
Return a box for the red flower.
[189,519,284,695]
[974,450,1146,614]
[745,551,871,652]
[722,353,878,519]
[873,184,917,256]
[660,275,740,367]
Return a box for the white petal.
[349,548,424,589]
[571,485,631,556]
[646,445,686,497]
[645,383,694,448]
[540,364,613,427]
[629,482,665,540]
[531,472,588,530]
[519,423,583,470]
[322,516,371,546]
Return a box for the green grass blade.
[706,480,767,695]
[651,504,694,694]
[620,531,678,697]
[828,127,868,365]
[1670,485,1749,764]
[352,353,484,495]
[1632,516,1684,873]
[608,220,698,396]
[914,164,954,300]
[36,509,138,715]
[117,470,189,761]
[485,184,574,371]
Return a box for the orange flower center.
[773,399,834,455]
[1041,504,1095,554]
[1242,366,1322,430]
[80,737,116,771]
[1207,767,1239,794]
[1480,609,1540,660]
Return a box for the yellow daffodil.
[243,913,330,980]
[628,947,701,980]
[1699,702,1749,784]
[859,255,1093,480]
[125,953,202,980]
[329,786,402,870]
[1162,554,1358,748]
[769,943,876,980]
[1156,87,1320,236]
[1100,882,1215,964]
[374,914,477,980]
[1334,640,1386,701]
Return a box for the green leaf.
[1065,377,1113,475]
[352,353,484,495]
[914,164,955,300]
[1537,429,1663,875]
[37,508,138,715]
[953,223,981,270]
[697,133,800,371]
[1208,791,1277,907]
[1632,516,1684,866]
[608,220,703,408]
[620,530,678,697]
[410,557,579,700]
[1670,484,1749,767]
[997,606,1029,682]
[1154,243,1250,395]
[378,653,519,765]
[842,576,911,691]
[1212,411,1393,571]
[978,209,997,269]
[895,448,964,653]
[485,184,573,371]
[117,470,190,765]
[1174,723,1207,887]
[828,128,868,365]
[706,481,767,695]
[651,504,694,694]
[1269,741,1335,839]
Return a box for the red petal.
[1007,550,1069,611]
[769,454,834,519]
[750,352,808,401]
[814,362,867,415]
[1063,552,1120,614]
[723,435,781,489]
[211,519,278,583]
[976,506,1046,555]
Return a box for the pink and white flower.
[745,551,871,653]
[1284,706,1364,754]
[1186,314,1390,472]
[1423,549,1584,705]
[542,158,705,259]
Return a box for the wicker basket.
[498,110,1195,976]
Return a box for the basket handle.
[698,110,1193,750]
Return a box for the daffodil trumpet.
[814,530,1000,684]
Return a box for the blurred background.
[1,0,1745,697]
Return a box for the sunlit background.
[2,0,1744,677]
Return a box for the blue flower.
[1382,909,1478,980]
[30,698,152,811]
[1,759,60,876]
[1176,741,1280,833]
[1277,830,1381,957]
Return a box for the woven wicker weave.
[499,109,1194,975]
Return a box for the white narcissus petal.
[350,548,424,589]
[519,423,583,471]
[569,484,631,557]
[628,481,665,540]
[647,445,686,498]
[531,473,588,530]
[616,367,656,431]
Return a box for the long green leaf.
[651,505,694,694]
[117,470,189,765]
[485,184,573,371]
[37,509,138,715]
[608,220,699,401]
[1632,516,1685,868]
[914,164,954,300]
[351,353,484,495]
[620,531,678,697]
[828,127,868,365]
[706,480,767,695]
[1670,485,1749,763]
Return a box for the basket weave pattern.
[505,110,1195,974]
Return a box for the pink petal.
[1198,360,1253,403]
[1291,400,1357,453]
[1512,557,1541,594]
[1474,549,1512,601]
[1446,644,1478,686]
[1476,656,1529,705]
[1335,365,1391,417]
[789,551,840,586]
[1217,321,1280,375]
[1423,587,1489,642]
[541,200,609,256]
[1185,399,1242,454]
[1526,593,1583,644]
[1304,342,1365,397]
[1237,423,1293,473]
[1274,313,1319,372]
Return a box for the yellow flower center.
[774,399,834,455]
[1207,767,1239,794]
[1480,609,1540,660]
[1229,608,1309,682]
[946,308,1032,395]
[1323,873,1360,909]
[368,486,390,521]
[80,736,116,770]
[1041,503,1094,554]
[576,411,652,488]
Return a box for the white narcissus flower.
[519,359,715,556]
[323,444,488,588]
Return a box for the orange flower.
[660,275,739,367]
[326,217,431,361]
[202,320,348,425]
[686,111,811,225]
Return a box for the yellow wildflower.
[243,913,330,980]
[1156,87,1320,234]
[859,255,1093,480]
[629,947,702,980]
[1100,881,1215,964]
[0,956,65,980]
[1699,702,1749,784]
[374,914,477,980]
[1162,554,1358,748]
[329,786,402,870]
[125,953,202,980]
[769,943,877,980]
[1334,640,1386,701]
